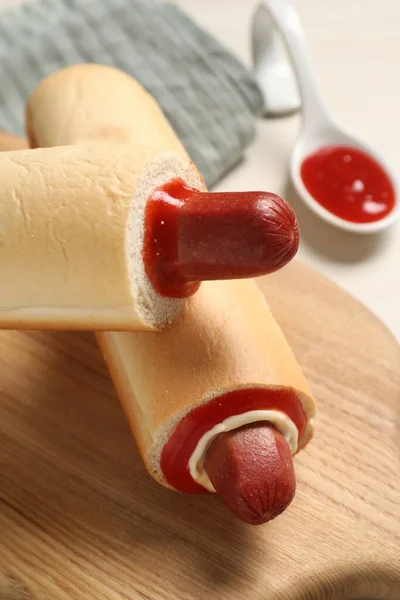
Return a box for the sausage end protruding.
[204,422,296,525]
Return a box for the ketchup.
[143,179,299,298]
[160,387,306,493]
[300,146,396,223]
[142,179,200,299]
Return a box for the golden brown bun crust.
[26,64,187,158]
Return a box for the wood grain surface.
[0,261,399,600]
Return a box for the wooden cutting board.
[0,261,399,600]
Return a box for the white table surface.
[177,0,400,341]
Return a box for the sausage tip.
[204,422,296,525]
[144,180,300,297]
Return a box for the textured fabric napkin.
[0,0,263,187]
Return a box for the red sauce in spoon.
[300,145,396,223]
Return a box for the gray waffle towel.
[0,0,264,187]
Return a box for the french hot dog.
[98,279,315,524]
[0,66,298,331]
[25,65,316,524]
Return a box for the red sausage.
[204,422,296,525]
[143,178,299,298]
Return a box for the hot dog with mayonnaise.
[23,64,316,524]
[98,279,315,524]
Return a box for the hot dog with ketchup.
[24,65,316,524]
[98,279,315,524]
[0,143,296,327]
[0,62,298,331]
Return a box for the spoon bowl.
[253,0,400,234]
[291,121,400,234]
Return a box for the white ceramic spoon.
[252,0,400,234]
[251,3,301,116]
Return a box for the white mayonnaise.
[188,410,298,492]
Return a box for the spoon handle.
[258,0,331,128]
